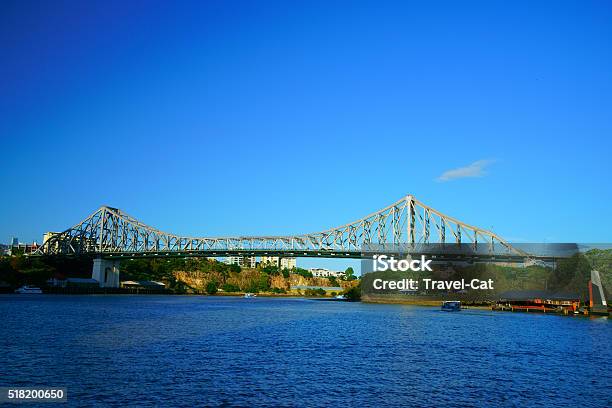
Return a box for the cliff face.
[173,268,358,293]
[174,270,223,289]
[286,274,332,288]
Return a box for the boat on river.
[15,285,43,294]
[441,301,461,311]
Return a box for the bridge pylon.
[92,258,120,288]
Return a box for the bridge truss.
[36,195,525,259]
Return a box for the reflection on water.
[0,295,610,407]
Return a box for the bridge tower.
[92,258,120,288]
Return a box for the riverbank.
[362,295,610,316]
[6,287,341,298]
[362,296,491,309]
[366,300,492,310]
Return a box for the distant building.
[42,232,60,243]
[225,256,256,268]
[8,238,39,255]
[42,232,61,252]
[260,257,296,270]
[260,256,278,267]
[309,268,345,278]
[226,256,240,266]
[281,257,296,270]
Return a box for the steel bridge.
[36,194,527,261]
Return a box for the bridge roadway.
[81,249,559,264]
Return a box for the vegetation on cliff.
[123,257,358,295]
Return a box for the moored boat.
[14,285,43,294]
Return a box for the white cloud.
[436,159,495,182]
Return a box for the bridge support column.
[92,258,120,288]
[589,270,608,316]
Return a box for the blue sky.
[1,0,611,272]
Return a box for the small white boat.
[441,300,461,311]
[243,293,256,298]
[15,285,43,294]
[335,295,347,300]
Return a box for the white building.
[260,256,278,267]
[308,268,345,278]
[281,257,296,270]
[225,256,256,268]
[260,257,296,270]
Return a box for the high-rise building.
[42,232,60,253]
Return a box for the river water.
[1,295,610,407]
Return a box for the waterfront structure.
[309,268,345,278]
[65,278,100,288]
[121,281,166,289]
[495,290,582,313]
[290,285,343,293]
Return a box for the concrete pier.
[92,258,120,288]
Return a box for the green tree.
[551,253,590,291]
[344,267,356,281]
[206,280,219,295]
[270,287,287,294]
[262,265,279,275]
[221,283,240,292]
[294,267,313,278]
[185,258,199,272]
[342,281,361,301]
